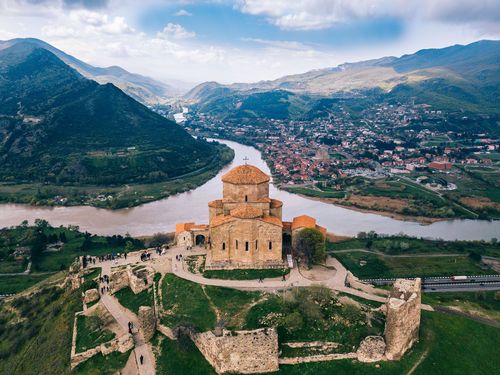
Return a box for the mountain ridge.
[0,37,190,105]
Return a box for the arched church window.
[255,240,258,249]
[245,195,248,202]
[245,241,249,251]
[235,240,238,249]
[222,242,226,250]
[268,241,272,250]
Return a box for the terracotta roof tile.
[291,215,317,231]
[221,165,270,185]
[230,206,263,219]
[208,199,223,208]
[261,215,283,227]
[270,199,283,208]
[210,215,236,227]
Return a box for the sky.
[0,0,499,85]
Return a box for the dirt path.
[100,293,156,375]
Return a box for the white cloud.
[175,9,192,17]
[157,23,196,40]
[237,0,500,32]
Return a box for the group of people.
[99,274,110,294]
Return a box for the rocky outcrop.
[83,288,99,304]
[384,278,421,360]
[356,336,386,363]
[191,328,279,374]
[139,306,156,342]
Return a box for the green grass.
[154,334,216,375]
[203,286,261,329]
[73,350,132,375]
[83,267,102,283]
[76,314,116,353]
[203,268,289,280]
[333,251,493,279]
[277,312,500,374]
[0,273,57,294]
[244,288,383,346]
[422,291,500,322]
[0,287,81,374]
[0,259,27,273]
[114,286,154,315]
[328,237,500,257]
[161,274,216,331]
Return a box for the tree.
[294,228,326,268]
[125,240,135,253]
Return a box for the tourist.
[140,355,144,365]
[282,274,286,281]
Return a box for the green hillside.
[0,43,228,186]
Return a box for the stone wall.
[208,219,283,269]
[139,306,156,342]
[110,268,129,294]
[70,334,133,369]
[190,328,279,374]
[110,265,154,295]
[223,182,269,203]
[83,288,99,304]
[384,278,421,360]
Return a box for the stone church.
[176,164,326,269]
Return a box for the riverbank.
[287,192,446,225]
[0,146,234,210]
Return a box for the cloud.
[175,9,192,17]
[42,9,134,37]
[157,23,196,39]
[242,37,310,51]
[236,0,500,31]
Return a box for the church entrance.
[282,233,292,256]
[195,235,206,246]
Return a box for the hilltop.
[0,41,232,208]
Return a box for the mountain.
[0,38,188,104]
[186,40,500,118]
[0,42,224,185]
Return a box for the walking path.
[100,290,156,374]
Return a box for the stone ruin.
[356,336,386,363]
[190,328,279,374]
[83,288,99,304]
[139,306,156,342]
[384,278,422,360]
[110,265,155,295]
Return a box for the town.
[178,102,499,220]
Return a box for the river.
[0,140,498,240]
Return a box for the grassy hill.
[0,42,230,189]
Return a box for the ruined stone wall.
[110,266,154,295]
[384,278,421,360]
[139,306,156,342]
[190,328,279,374]
[83,288,99,304]
[129,266,155,294]
[208,219,283,269]
[110,268,129,294]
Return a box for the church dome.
[221,164,270,185]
